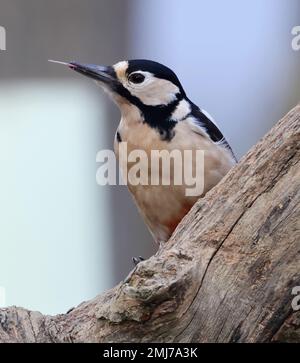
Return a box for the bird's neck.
[117,95,193,142]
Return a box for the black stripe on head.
[126,59,186,97]
[114,81,183,142]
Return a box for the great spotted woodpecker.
[49,59,236,259]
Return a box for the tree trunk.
[0,105,299,343]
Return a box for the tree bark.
[0,105,299,343]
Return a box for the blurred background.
[0,0,299,315]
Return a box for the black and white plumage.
[51,59,237,244]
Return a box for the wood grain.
[0,105,299,343]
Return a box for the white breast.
[114,111,235,243]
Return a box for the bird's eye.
[128,73,145,84]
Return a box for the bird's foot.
[132,256,145,266]
[123,256,145,283]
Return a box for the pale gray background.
[0,0,299,314]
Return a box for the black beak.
[48,60,117,86]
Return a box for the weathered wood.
[0,105,299,343]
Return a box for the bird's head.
[49,59,187,118]
[49,59,234,151]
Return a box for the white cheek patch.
[127,76,180,106]
[171,99,191,121]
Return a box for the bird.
[49,59,236,254]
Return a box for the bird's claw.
[132,256,145,266]
[123,256,146,283]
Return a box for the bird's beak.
[48,60,117,87]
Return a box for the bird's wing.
[188,103,237,161]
